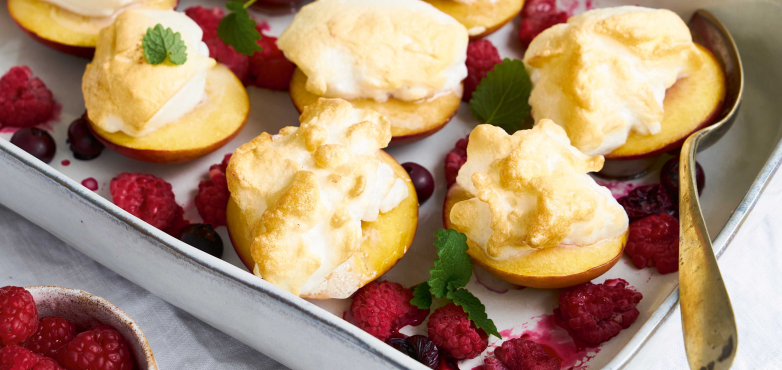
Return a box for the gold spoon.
[679,9,744,370]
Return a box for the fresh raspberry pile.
[557,279,643,344]
[518,0,568,48]
[0,66,55,129]
[625,213,680,274]
[109,173,188,235]
[23,317,76,360]
[350,281,428,341]
[493,338,560,370]
[0,286,38,348]
[427,303,488,360]
[195,154,232,228]
[57,325,133,370]
[185,6,295,90]
[618,184,677,221]
[1,345,63,370]
[464,40,502,102]
[444,136,468,188]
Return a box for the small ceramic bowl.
[25,286,158,370]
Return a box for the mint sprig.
[410,229,501,339]
[142,24,187,65]
[469,58,533,134]
[218,1,264,56]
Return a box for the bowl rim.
[24,285,158,370]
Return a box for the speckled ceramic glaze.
[26,286,157,370]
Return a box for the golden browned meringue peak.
[523,6,705,156]
[277,0,469,103]
[82,9,216,137]
[226,98,409,297]
[450,121,628,260]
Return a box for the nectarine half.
[8,0,178,58]
[227,150,419,299]
[289,68,461,146]
[87,64,249,164]
[443,184,627,289]
[422,0,524,39]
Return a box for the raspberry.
[0,66,55,128]
[618,184,677,221]
[247,34,295,91]
[350,281,428,341]
[518,0,568,48]
[1,345,63,370]
[557,279,643,344]
[464,40,502,102]
[184,6,223,40]
[444,136,468,188]
[109,173,183,231]
[23,317,76,360]
[483,357,510,370]
[162,204,190,237]
[195,154,232,228]
[0,287,38,348]
[625,213,679,274]
[426,303,488,360]
[186,6,250,81]
[57,326,132,370]
[494,338,560,370]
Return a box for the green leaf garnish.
[429,229,471,298]
[409,229,501,339]
[218,1,263,56]
[469,58,533,133]
[448,288,501,338]
[142,24,188,65]
[411,282,432,309]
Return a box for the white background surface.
[2,168,781,370]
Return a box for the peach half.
[289,68,461,146]
[599,44,726,178]
[443,184,627,289]
[227,150,419,299]
[422,0,524,39]
[8,0,178,58]
[87,64,249,164]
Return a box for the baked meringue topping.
[42,0,141,18]
[226,99,409,297]
[277,0,468,103]
[450,120,628,260]
[523,6,705,156]
[82,9,216,137]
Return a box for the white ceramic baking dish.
[2,0,782,369]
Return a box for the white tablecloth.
[2,171,780,370]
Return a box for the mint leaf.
[469,58,532,133]
[428,229,472,298]
[142,24,188,65]
[448,288,501,338]
[218,1,263,56]
[410,282,432,309]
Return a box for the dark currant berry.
[67,118,104,160]
[618,184,677,221]
[407,335,439,369]
[178,224,224,258]
[386,336,416,359]
[10,128,56,163]
[401,162,434,205]
[660,157,705,197]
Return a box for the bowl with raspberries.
[0,286,156,370]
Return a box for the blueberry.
[10,128,56,164]
[68,118,104,160]
[401,162,434,205]
[178,224,224,258]
[659,157,705,197]
[385,335,439,369]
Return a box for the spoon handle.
[679,128,738,370]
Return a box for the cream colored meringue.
[451,121,628,260]
[226,99,409,297]
[277,0,468,103]
[42,0,141,17]
[82,9,216,137]
[523,6,705,156]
